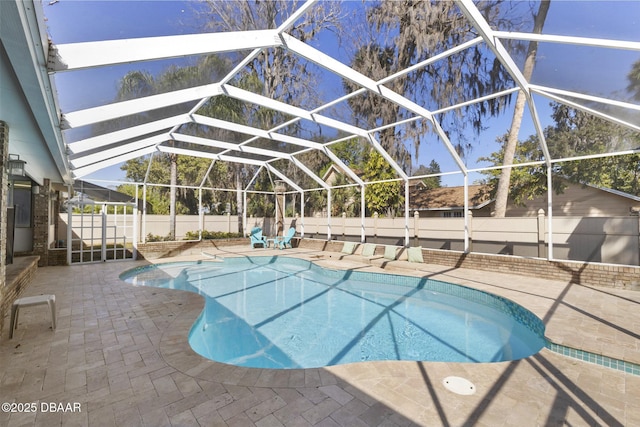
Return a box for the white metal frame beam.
[531,86,640,132]
[536,92,640,135]
[264,164,304,193]
[73,146,158,178]
[221,84,370,140]
[62,83,222,128]
[158,145,267,167]
[41,0,640,243]
[71,133,169,169]
[281,33,468,173]
[67,115,190,154]
[191,114,324,149]
[455,0,552,164]
[173,133,297,160]
[494,31,640,53]
[289,157,330,190]
[50,30,283,72]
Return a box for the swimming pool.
[120,256,546,369]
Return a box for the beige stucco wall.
[506,183,639,217]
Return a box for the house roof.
[409,184,493,211]
[72,180,147,210]
[584,183,640,202]
[409,181,640,212]
[73,180,136,204]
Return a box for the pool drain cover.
[443,376,476,395]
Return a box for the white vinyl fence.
[58,211,640,265]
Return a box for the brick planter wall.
[136,238,249,260]
[43,236,639,290]
[0,256,39,338]
[299,238,640,290]
[47,248,67,266]
[0,122,9,335]
[424,250,640,290]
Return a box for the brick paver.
[1,246,638,426]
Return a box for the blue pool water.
[120,256,545,369]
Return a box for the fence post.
[227,212,231,233]
[537,209,546,258]
[413,210,419,247]
[342,212,347,237]
[373,212,379,244]
[468,210,473,253]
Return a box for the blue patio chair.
[249,227,267,249]
[276,227,296,249]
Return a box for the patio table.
[266,236,282,248]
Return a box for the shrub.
[146,233,174,242]
[184,230,244,240]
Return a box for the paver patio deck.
[1,246,639,426]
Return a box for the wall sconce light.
[32,185,40,195]
[8,154,26,177]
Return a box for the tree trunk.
[493,0,551,217]
[169,153,177,239]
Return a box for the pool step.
[201,251,224,261]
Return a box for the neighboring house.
[320,166,640,218]
[71,180,147,211]
[321,164,346,186]
[321,164,363,186]
[505,182,640,217]
[409,183,493,217]
[409,182,640,217]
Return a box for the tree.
[118,155,221,215]
[414,160,442,190]
[114,55,237,236]
[345,1,513,173]
[479,133,562,206]
[545,103,640,195]
[627,58,640,101]
[480,103,640,202]
[193,0,346,230]
[197,0,343,105]
[329,138,368,168]
[362,150,404,217]
[346,45,411,170]
[493,0,551,217]
[245,173,276,218]
[186,79,252,233]
[330,173,360,217]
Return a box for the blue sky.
[42,1,640,187]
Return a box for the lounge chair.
[275,227,296,249]
[249,227,267,249]
[407,246,424,263]
[383,245,397,261]
[341,241,357,255]
[361,243,376,258]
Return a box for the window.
[442,211,463,218]
[9,180,32,227]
